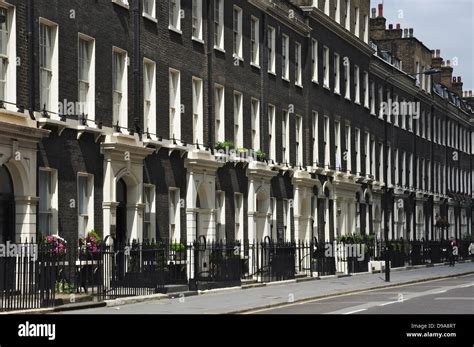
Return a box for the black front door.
[0,166,14,244]
[116,179,127,246]
[115,179,127,279]
[0,166,15,291]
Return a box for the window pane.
[78,176,88,215]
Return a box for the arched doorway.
[0,165,14,244]
[116,178,127,245]
[196,183,213,240]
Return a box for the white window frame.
[370,81,375,115]
[234,193,244,241]
[143,184,156,241]
[169,68,181,140]
[233,91,243,148]
[214,84,225,143]
[335,120,341,170]
[312,111,319,165]
[232,6,243,59]
[143,58,156,138]
[268,104,276,161]
[323,46,329,88]
[169,187,181,241]
[346,125,352,172]
[143,0,156,20]
[354,65,360,103]
[282,110,290,164]
[268,26,276,74]
[214,0,224,50]
[77,173,94,238]
[344,58,350,99]
[39,19,59,116]
[355,128,361,175]
[363,15,368,43]
[363,71,369,108]
[0,4,16,110]
[38,168,58,236]
[335,0,341,23]
[354,7,360,37]
[250,16,260,66]
[192,0,203,41]
[334,53,340,94]
[378,86,383,119]
[344,0,350,30]
[295,42,302,87]
[78,34,96,123]
[169,0,181,33]
[192,77,203,145]
[311,39,318,83]
[216,191,226,241]
[112,47,128,129]
[281,34,289,79]
[251,98,261,150]
[324,115,330,168]
[295,114,303,166]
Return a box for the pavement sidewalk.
[61,261,474,314]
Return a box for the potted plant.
[254,150,267,162]
[171,242,185,261]
[41,234,67,260]
[79,230,102,260]
[215,140,234,151]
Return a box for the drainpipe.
[27,0,35,118]
[207,0,214,147]
[132,0,141,135]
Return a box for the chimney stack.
[378,4,384,17]
[451,76,463,97]
[440,60,454,89]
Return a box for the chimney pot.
[453,77,457,83]
[388,24,393,30]
[470,91,472,97]
[458,76,461,83]
[447,60,451,67]
[396,23,401,29]
[436,49,440,57]
[371,8,376,18]
[409,28,414,37]
[378,4,384,17]
[403,28,408,37]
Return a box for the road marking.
[379,301,398,306]
[343,308,367,314]
[244,274,474,314]
[434,290,447,294]
[434,297,474,300]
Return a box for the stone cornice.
[0,109,50,142]
[246,161,278,181]
[185,150,224,174]
[299,6,375,57]
[249,0,311,36]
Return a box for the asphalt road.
[60,263,474,314]
[248,274,474,314]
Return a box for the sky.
[370,0,474,92]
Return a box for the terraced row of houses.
[0,0,472,252]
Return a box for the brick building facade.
[0,0,472,249]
